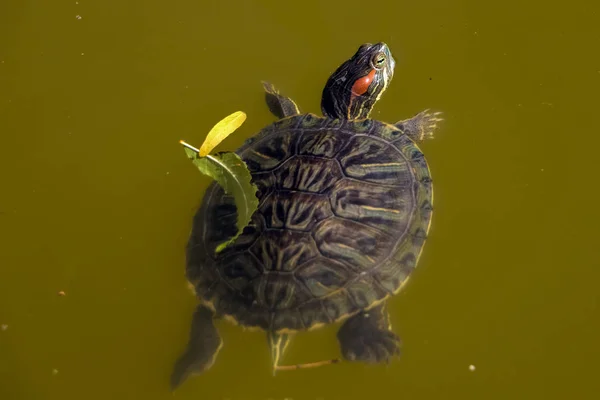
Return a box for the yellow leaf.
[198,111,247,157]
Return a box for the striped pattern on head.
[321,42,395,121]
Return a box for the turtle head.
[321,42,395,120]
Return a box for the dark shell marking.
[186,114,433,332]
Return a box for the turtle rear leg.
[394,109,443,142]
[262,81,301,119]
[171,305,223,390]
[336,303,401,363]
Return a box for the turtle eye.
[371,52,386,69]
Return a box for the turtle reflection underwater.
[172,42,442,388]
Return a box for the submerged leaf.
[184,149,258,253]
[198,111,247,157]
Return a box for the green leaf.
[184,149,259,253]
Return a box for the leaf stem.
[179,140,200,153]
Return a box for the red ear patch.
[351,69,376,97]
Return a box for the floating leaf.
[183,148,258,253]
[198,111,247,157]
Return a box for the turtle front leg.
[336,303,401,363]
[262,81,302,119]
[394,109,443,142]
[170,305,223,390]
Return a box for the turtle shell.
[186,113,433,333]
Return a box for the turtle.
[171,42,442,389]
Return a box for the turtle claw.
[337,304,402,364]
[395,109,444,142]
[340,327,401,364]
[262,81,302,119]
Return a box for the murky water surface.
[1,1,599,399]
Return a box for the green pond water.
[1,0,599,399]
